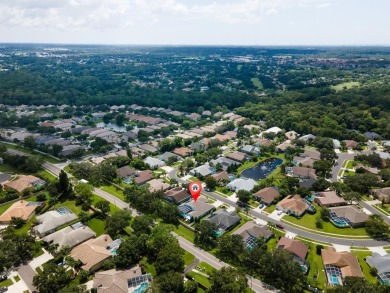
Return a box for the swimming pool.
[329,274,340,285]
[240,158,283,180]
[133,282,150,293]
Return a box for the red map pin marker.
[189,181,202,202]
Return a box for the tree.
[313,159,333,177]
[215,162,223,172]
[328,276,389,293]
[209,267,248,293]
[312,177,331,191]
[155,241,184,275]
[58,170,72,198]
[132,215,154,236]
[237,190,251,205]
[217,234,245,263]
[24,155,44,173]
[23,135,36,150]
[184,280,198,293]
[343,191,363,204]
[205,175,217,190]
[151,272,184,293]
[115,235,144,268]
[74,183,93,208]
[105,209,132,238]
[33,263,70,293]
[365,215,390,238]
[344,173,380,194]
[194,221,217,248]
[95,200,110,218]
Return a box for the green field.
[88,218,106,236]
[175,224,195,242]
[351,251,376,283]
[250,77,264,90]
[330,81,361,92]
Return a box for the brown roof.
[116,166,136,179]
[0,200,40,223]
[165,187,191,203]
[4,175,40,193]
[293,156,315,167]
[71,234,113,271]
[277,195,308,215]
[292,166,317,179]
[134,170,153,185]
[233,221,273,242]
[277,237,309,260]
[329,205,369,224]
[226,151,246,162]
[314,191,346,207]
[147,179,170,192]
[257,139,273,147]
[211,171,230,182]
[214,134,231,142]
[343,140,358,149]
[253,187,280,204]
[93,267,142,293]
[173,147,193,157]
[303,149,321,160]
[321,247,363,278]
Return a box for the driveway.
[17,264,37,292]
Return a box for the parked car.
[0,287,8,293]
[0,275,6,281]
[276,223,284,229]
[277,211,283,216]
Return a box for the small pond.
[241,158,283,180]
[96,122,128,133]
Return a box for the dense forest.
[1,44,390,137]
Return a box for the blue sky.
[0,0,389,45]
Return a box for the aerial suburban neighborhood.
[0,99,390,293]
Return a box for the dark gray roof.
[205,209,240,230]
[0,173,11,183]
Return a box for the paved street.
[360,200,390,225]
[331,152,355,182]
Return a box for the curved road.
[169,168,390,247]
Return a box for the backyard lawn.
[53,200,82,215]
[282,204,370,237]
[351,251,377,283]
[87,218,106,236]
[306,244,327,289]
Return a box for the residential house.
[343,140,358,150]
[276,195,309,217]
[159,152,181,162]
[93,266,152,293]
[60,145,83,157]
[188,142,205,152]
[298,178,317,190]
[144,157,165,169]
[333,139,341,149]
[117,166,136,180]
[211,171,230,184]
[0,200,42,224]
[277,141,294,153]
[370,187,390,204]
[329,206,369,228]
[233,221,273,248]
[3,175,45,193]
[134,170,153,185]
[287,166,317,179]
[364,132,381,140]
[173,147,193,158]
[253,187,281,206]
[210,157,240,171]
[178,197,215,221]
[0,172,11,184]
[204,209,241,232]
[240,145,261,155]
[263,127,282,134]
[42,223,96,249]
[165,187,191,205]
[147,179,170,193]
[285,131,298,140]
[321,247,363,286]
[366,253,390,285]
[255,139,273,148]
[277,237,309,269]
[226,151,247,163]
[214,134,231,142]
[138,144,158,153]
[314,191,346,207]
[299,134,316,142]
[303,149,321,160]
[227,178,257,192]
[71,234,115,271]
[34,207,78,237]
[293,156,315,168]
[190,164,214,178]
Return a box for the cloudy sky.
[0,0,389,45]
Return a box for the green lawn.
[0,142,61,163]
[250,77,264,90]
[351,251,377,283]
[187,271,211,288]
[282,204,369,237]
[37,170,57,181]
[197,262,216,275]
[263,205,276,214]
[88,218,106,236]
[14,216,36,235]
[92,194,119,214]
[175,224,195,242]
[0,279,13,287]
[14,275,20,282]
[53,200,82,215]
[184,251,195,266]
[306,244,327,289]
[140,257,157,277]
[100,185,125,201]
[346,160,355,169]
[0,201,14,215]
[188,176,201,182]
[330,81,361,92]
[215,186,233,196]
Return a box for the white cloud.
[0,0,332,30]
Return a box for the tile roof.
[93,266,143,293]
[253,187,280,204]
[42,224,96,249]
[277,237,309,260]
[321,247,363,278]
[4,175,41,193]
[0,200,41,223]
